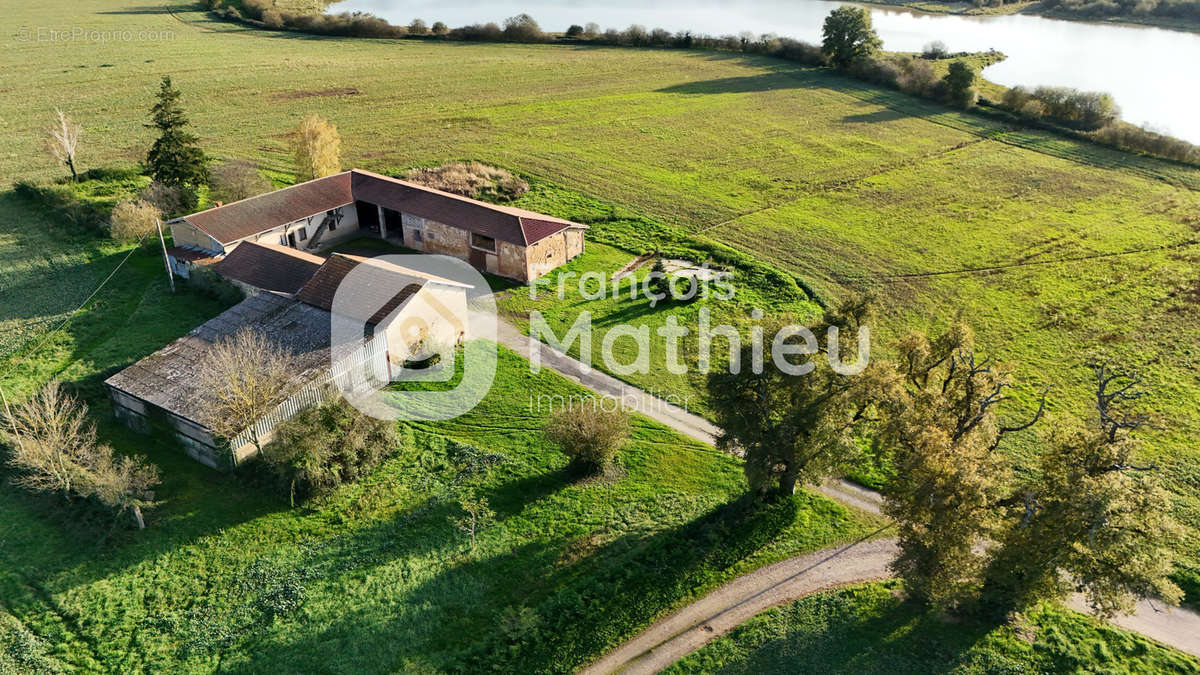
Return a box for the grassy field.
[668,582,1200,674]
[2,0,1200,668]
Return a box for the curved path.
[490,315,1200,669]
[581,537,899,675]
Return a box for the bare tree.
[3,383,162,529]
[45,109,82,182]
[292,113,341,181]
[109,199,163,243]
[210,159,272,204]
[87,447,160,529]
[198,328,294,452]
[3,383,97,496]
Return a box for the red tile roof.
[211,241,324,295]
[349,170,582,246]
[295,254,428,326]
[184,172,353,245]
[181,169,584,248]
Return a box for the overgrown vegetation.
[403,161,529,201]
[260,393,406,504]
[543,404,631,478]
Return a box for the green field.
[668,582,1200,673]
[3,0,1200,669]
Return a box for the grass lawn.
[3,0,1200,664]
[668,582,1200,674]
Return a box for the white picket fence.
[229,336,389,451]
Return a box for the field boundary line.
[833,237,1200,282]
[695,136,990,234]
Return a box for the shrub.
[409,18,428,35]
[260,394,403,504]
[140,179,193,216]
[432,21,448,35]
[566,24,584,37]
[109,198,162,243]
[12,180,109,235]
[188,264,248,305]
[211,159,271,204]
[404,161,529,201]
[922,40,948,59]
[942,60,978,108]
[543,404,630,477]
[503,13,545,42]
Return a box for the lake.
[330,0,1200,143]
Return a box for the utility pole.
[0,385,26,455]
[156,218,175,294]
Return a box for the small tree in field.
[3,383,161,529]
[942,60,978,108]
[293,113,341,181]
[544,404,630,477]
[45,108,82,182]
[210,159,271,204]
[145,76,208,191]
[198,328,294,452]
[3,383,97,497]
[109,199,162,243]
[821,6,881,68]
[454,492,495,552]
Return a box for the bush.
[431,21,448,35]
[188,264,248,305]
[922,40,948,59]
[260,394,403,504]
[503,13,545,42]
[566,24,584,37]
[210,159,271,204]
[12,180,110,235]
[1002,85,1119,130]
[404,161,529,201]
[109,199,162,243]
[409,18,428,35]
[543,404,630,477]
[140,180,194,216]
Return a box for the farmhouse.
[167,169,587,282]
[105,254,471,469]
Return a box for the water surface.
[332,0,1200,142]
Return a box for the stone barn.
[167,169,586,282]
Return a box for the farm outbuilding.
[166,169,587,282]
[106,255,472,470]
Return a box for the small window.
[471,233,496,252]
[280,234,288,246]
[412,230,423,243]
[298,228,307,241]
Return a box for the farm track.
[493,313,1200,670]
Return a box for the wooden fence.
[229,336,389,452]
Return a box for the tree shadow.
[720,587,1003,674]
[843,108,910,125]
[221,493,801,672]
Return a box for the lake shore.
[861,0,1200,34]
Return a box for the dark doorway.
[287,231,298,248]
[382,208,403,243]
[356,201,380,233]
[469,248,487,270]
